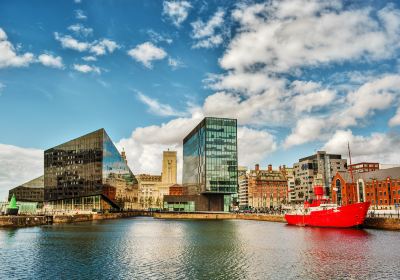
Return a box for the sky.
[1,0,400,199]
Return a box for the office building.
[349,162,379,173]
[293,151,347,202]
[238,166,249,209]
[8,175,44,203]
[164,117,238,212]
[44,129,139,211]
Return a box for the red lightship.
[285,185,370,228]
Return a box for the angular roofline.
[45,128,105,151]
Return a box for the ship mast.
[348,142,354,184]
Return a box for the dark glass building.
[8,175,44,203]
[44,129,138,211]
[165,117,238,212]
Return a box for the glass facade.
[183,117,238,194]
[44,129,138,211]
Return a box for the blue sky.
[1,0,400,199]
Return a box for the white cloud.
[237,127,277,167]
[38,54,64,69]
[67,24,93,37]
[73,64,101,74]
[284,117,325,148]
[337,75,400,127]
[163,1,192,27]
[168,57,185,70]
[54,32,90,52]
[75,9,87,20]
[0,27,34,68]
[389,107,400,127]
[0,144,43,200]
[82,55,97,61]
[127,42,167,68]
[191,8,225,48]
[221,1,400,73]
[90,39,119,56]
[54,33,119,56]
[292,89,336,113]
[74,0,82,3]
[137,91,185,117]
[322,129,400,164]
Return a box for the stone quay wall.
[0,216,51,227]
[153,212,286,222]
[364,217,400,231]
[0,211,149,227]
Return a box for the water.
[0,217,399,280]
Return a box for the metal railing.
[368,211,400,219]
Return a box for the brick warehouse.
[331,167,400,210]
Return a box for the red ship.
[285,185,370,228]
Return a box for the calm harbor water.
[1,217,399,280]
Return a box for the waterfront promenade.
[1,211,400,230]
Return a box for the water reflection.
[1,219,399,280]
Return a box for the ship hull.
[285,202,370,228]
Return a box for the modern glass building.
[8,175,44,203]
[165,117,238,211]
[44,129,138,211]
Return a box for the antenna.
[348,142,354,184]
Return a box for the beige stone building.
[137,150,177,209]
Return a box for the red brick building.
[168,184,186,196]
[331,172,357,205]
[348,162,379,173]
[248,164,288,209]
[331,167,400,209]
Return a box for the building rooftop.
[15,175,44,189]
[358,167,400,181]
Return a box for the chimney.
[268,164,272,171]
[255,164,259,171]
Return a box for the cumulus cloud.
[237,127,277,167]
[0,144,43,200]
[90,39,120,56]
[389,107,400,127]
[54,33,119,57]
[73,63,101,74]
[127,42,167,68]
[54,32,90,52]
[191,8,225,48]
[137,91,185,117]
[38,54,64,69]
[163,1,192,27]
[221,1,400,73]
[284,117,325,148]
[0,27,34,68]
[67,24,93,37]
[322,129,400,164]
[337,75,400,127]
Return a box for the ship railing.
[368,211,400,219]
